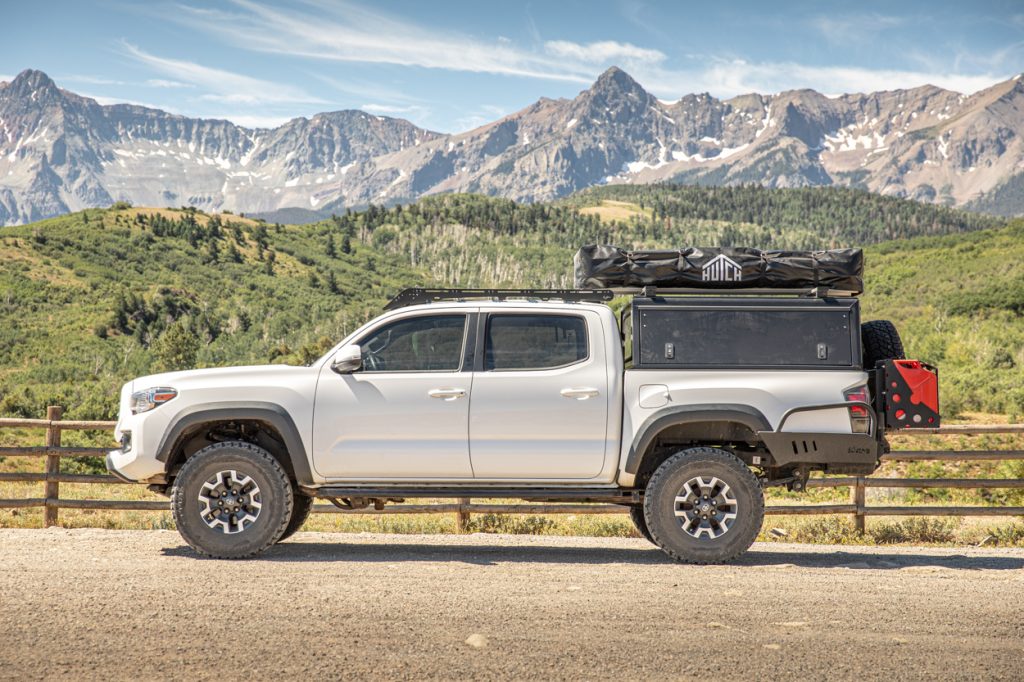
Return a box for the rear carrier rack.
[877,359,940,429]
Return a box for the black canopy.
[573,245,864,294]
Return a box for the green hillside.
[565,184,1005,246]
[0,206,424,419]
[0,188,1020,421]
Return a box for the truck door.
[468,310,609,479]
[312,311,475,479]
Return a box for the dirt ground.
[1,529,1022,680]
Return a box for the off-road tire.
[278,494,314,543]
[628,504,655,544]
[862,320,905,369]
[643,447,764,564]
[172,441,293,559]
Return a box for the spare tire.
[861,320,905,368]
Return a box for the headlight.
[130,387,178,414]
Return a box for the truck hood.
[123,364,314,394]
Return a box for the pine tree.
[326,233,337,258]
[153,321,200,372]
[341,235,352,254]
[206,238,219,263]
[326,271,339,294]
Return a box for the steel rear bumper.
[756,431,880,468]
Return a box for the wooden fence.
[1,406,1023,531]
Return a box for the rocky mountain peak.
[590,66,647,98]
[4,69,61,102]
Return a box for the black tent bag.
[573,245,863,293]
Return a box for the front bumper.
[105,451,135,483]
[105,442,165,483]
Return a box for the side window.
[358,315,466,372]
[485,314,588,371]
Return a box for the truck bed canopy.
[574,245,864,294]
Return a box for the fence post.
[457,497,471,532]
[44,405,63,527]
[851,476,865,533]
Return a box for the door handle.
[560,387,600,400]
[428,388,467,401]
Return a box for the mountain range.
[2,66,1024,225]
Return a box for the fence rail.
[1,407,1023,532]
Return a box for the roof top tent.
[573,245,864,294]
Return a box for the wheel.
[643,447,764,564]
[171,441,294,559]
[861,320,905,368]
[277,494,314,543]
[628,505,655,544]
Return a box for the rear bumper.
[757,430,880,469]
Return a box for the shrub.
[985,523,1024,546]
[468,514,557,535]
[868,517,958,544]
[765,516,860,544]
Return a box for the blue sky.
[2,0,1022,132]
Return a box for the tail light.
[843,385,872,434]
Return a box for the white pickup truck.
[108,282,938,563]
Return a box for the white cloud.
[544,40,665,64]
[634,58,1008,100]
[77,93,179,112]
[360,102,432,124]
[145,79,192,89]
[172,0,593,83]
[312,73,421,105]
[0,74,12,84]
[120,41,330,105]
[209,113,295,129]
[811,13,908,45]
[454,105,509,132]
[362,103,421,114]
[454,114,491,132]
[61,75,130,86]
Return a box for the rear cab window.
[484,314,588,371]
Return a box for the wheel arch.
[624,404,771,479]
[156,402,314,486]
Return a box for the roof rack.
[384,287,615,310]
[385,286,857,310]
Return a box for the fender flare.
[155,401,314,486]
[624,404,771,475]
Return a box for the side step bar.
[310,486,641,504]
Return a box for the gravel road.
[1,529,1022,681]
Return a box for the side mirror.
[330,344,362,374]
